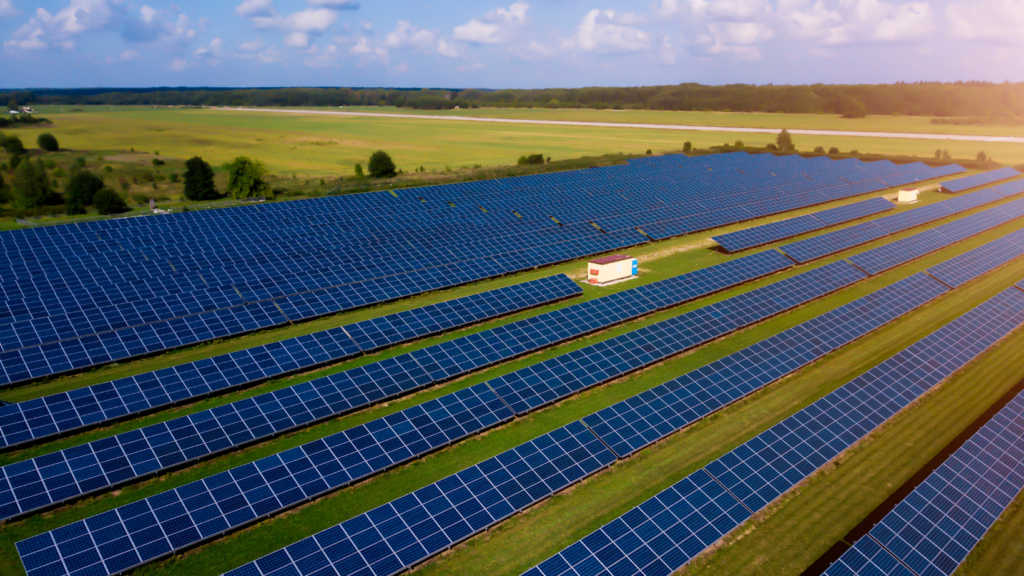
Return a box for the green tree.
[3,135,25,155]
[183,156,218,200]
[12,158,60,209]
[223,156,271,199]
[839,98,867,118]
[65,170,105,214]
[935,149,942,159]
[36,133,59,152]
[368,150,397,178]
[813,146,825,154]
[92,188,130,215]
[683,142,692,152]
[0,172,9,204]
[734,140,744,148]
[517,154,544,165]
[976,151,988,161]
[776,129,795,151]
[942,149,952,160]
[354,163,364,178]
[828,147,840,154]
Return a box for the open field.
[3,172,1024,576]
[7,107,1023,178]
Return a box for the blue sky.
[1,0,1021,88]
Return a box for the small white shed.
[898,189,920,203]
[588,255,638,285]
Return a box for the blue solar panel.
[780,187,1013,263]
[583,273,946,458]
[712,197,894,253]
[521,286,1024,576]
[0,251,792,521]
[848,199,1024,275]
[928,228,1024,288]
[825,389,1024,576]
[0,154,961,385]
[0,274,582,450]
[941,168,1021,193]
[823,536,916,576]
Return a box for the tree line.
[4,82,1023,117]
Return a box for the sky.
[0,0,1022,89]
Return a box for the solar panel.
[713,197,894,253]
[0,274,582,450]
[521,286,1024,576]
[825,389,1024,576]
[848,199,1024,275]
[941,167,1021,193]
[20,421,615,576]
[0,154,961,385]
[927,228,1024,288]
[0,251,792,521]
[780,187,1013,263]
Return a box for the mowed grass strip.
[0,209,1019,576]
[20,108,1024,175]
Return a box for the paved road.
[219,107,1024,144]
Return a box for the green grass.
[265,106,1024,139]
[3,180,1024,575]
[5,108,1022,178]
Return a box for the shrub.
[354,163,364,178]
[766,143,778,151]
[10,153,23,170]
[368,151,397,178]
[12,158,61,209]
[43,160,56,169]
[223,156,271,199]
[73,157,86,168]
[776,129,795,152]
[734,141,744,148]
[169,173,179,183]
[517,154,545,166]
[942,150,952,160]
[683,142,692,152]
[37,133,59,152]
[2,135,24,155]
[183,156,217,200]
[92,188,130,215]
[828,147,840,155]
[118,176,130,193]
[65,170,105,213]
[977,151,988,161]
[813,146,825,154]
[935,149,942,159]
[646,149,652,155]
[151,158,165,166]
[104,165,113,172]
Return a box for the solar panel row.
[779,185,1023,264]
[823,389,1024,576]
[30,233,1020,576]
[520,286,1024,576]
[209,245,1024,576]
[940,167,1021,193]
[0,250,793,521]
[0,274,582,450]
[0,154,961,386]
[847,198,1024,275]
[712,197,895,253]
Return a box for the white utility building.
[588,255,638,285]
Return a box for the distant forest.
[3,82,1023,118]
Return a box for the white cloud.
[437,38,459,57]
[567,9,650,53]
[945,0,1024,41]
[284,31,308,47]
[257,45,284,62]
[239,38,265,51]
[307,0,359,8]
[872,1,933,41]
[5,0,118,51]
[303,43,340,66]
[121,5,196,47]
[236,0,274,18]
[389,62,409,73]
[0,0,18,18]
[383,20,437,50]
[359,19,371,30]
[659,35,676,64]
[349,34,389,63]
[452,2,529,44]
[104,49,139,63]
[195,37,224,58]
[170,56,187,70]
